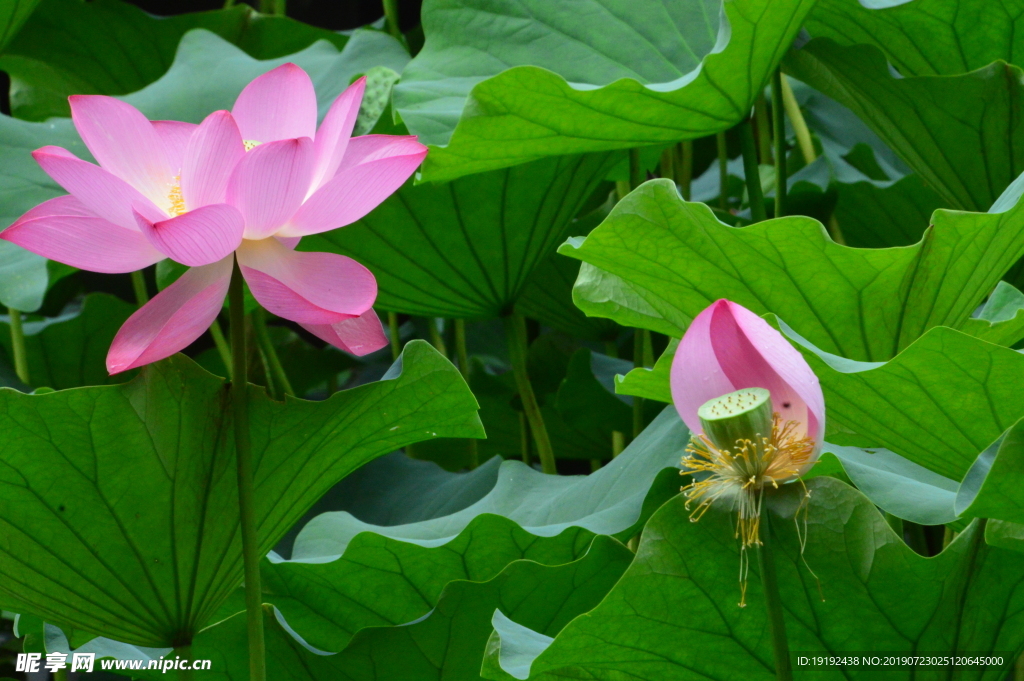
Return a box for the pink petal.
[236,237,376,325]
[670,299,824,443]
[134,204,244,267]
[69,95,174,209]
[153,120,198,174]
[226,137,314,240]
[301,308,388,356]
[106,256,232,374]
[33,146,166,230]
[2,212,164,274]
[335,135,428,173]
[181,111,245,210]
[231,63,317,144]
[310,77,366,192]
[15,194,94,220]
[280,137,427,237]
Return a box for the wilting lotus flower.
[2,63,427,374]
[671,299,825,574]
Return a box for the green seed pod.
[697,387,772,452]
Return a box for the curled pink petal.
[181,111,245,210]
[134,204,244,267]
[106,256,233,374]
[236,237,376,325]
[335,135,428,173]
[69,95,174,209]
[670,299,825,443]
[226,137,314,240]
[232,63,317,144]
[310,77,366,192]
[3,211,164,274]
[280,136,427,237]
[300,308,388,356]
[153,120,197,174]
[32,146,165,230]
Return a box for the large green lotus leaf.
[482,478,1024,681]
[303,152,619,319]
[0,294,134,390]
[785,40,1024,212]
[0,0,349,121]
[393,0,817,182]
[806,0,1024,76]
[517,252,620,343]
[0,341,482,647]
[286,406,684,564]
[0,0,38,52]
[560,179,1024,361]
[833,174,944,248]
[114,537,631,680]
[0,28,407,312]
[262,516,603,653]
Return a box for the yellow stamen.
[167,176,186,216]
[680,413,815,606]
[243,140,262,151]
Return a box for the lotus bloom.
[671,299,825,600]
[1,63,427,374]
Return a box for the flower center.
[243,140,262,151]
[167,176,186,217]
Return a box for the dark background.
[127,0,423,32]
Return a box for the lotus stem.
[427,317,448,356]
[677,141,694,201]
[716,131,729,209]
[779,75,816,166]
[173,646,195,681]
[758,511,793,681]
[612,430,625,457]
[506,312,556,474]
[253,308,294,398]
[228,260,266,681]
[628,148,644,190]
[7,307,29,385]
[258,0,285,16]
[209,317,232,380]
[659,147,674,187]
[739,119,768,222]
[519,412,531,466]
[387,311,401,361]
[222,0,235,7]
[131,269,149,307]
[904,521,929,556]
[383,0,402,38]
[454,319,479,469]
[754,95,772,165]
[772,69,787,218]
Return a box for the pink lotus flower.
[2,64,427,374]
[670,299,825,579]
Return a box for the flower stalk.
[454,319,479,468]
[209,318,233,380]
[739,119,767,222]
[228,259,266,681]
[131,270,149,307]
[252,307,294,398]
[7,307,29,385]
[383,0,402,39]
[758,512,794,681]
[388,312,401,361]
[716,131,729,209]
[173,646,195,681]
[506,312,556,474]
[772,69,787,218]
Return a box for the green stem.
[739,119,768,222]
[383,0,402,39]
[131,269,149,307]
[677,140,694,201]
[631,329,648,438]
[173,646,195,681]
[454,319,479,469]
[716,131,729,209]
[7,307,29,385]
[827,214,847,246]
[210,318,233,380]
[427,318,448,357]
[519,412,531,466]
[54,669,68,681]
[256,341,278,400]
[659,147,674,185]
[779,75,816,165]
[222,0,235,7]
[611,430,625,457]
[772,69,786,219]
[754,95,772,165]
[759,512,793,681]
[253,308,294,398]
[628,148,643,190]
[387,311,401,361]
[258,0,284,16]
[904,521,930,556]
[228,260,266,681]
[590,459,602,472]
[506,313,556,474]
